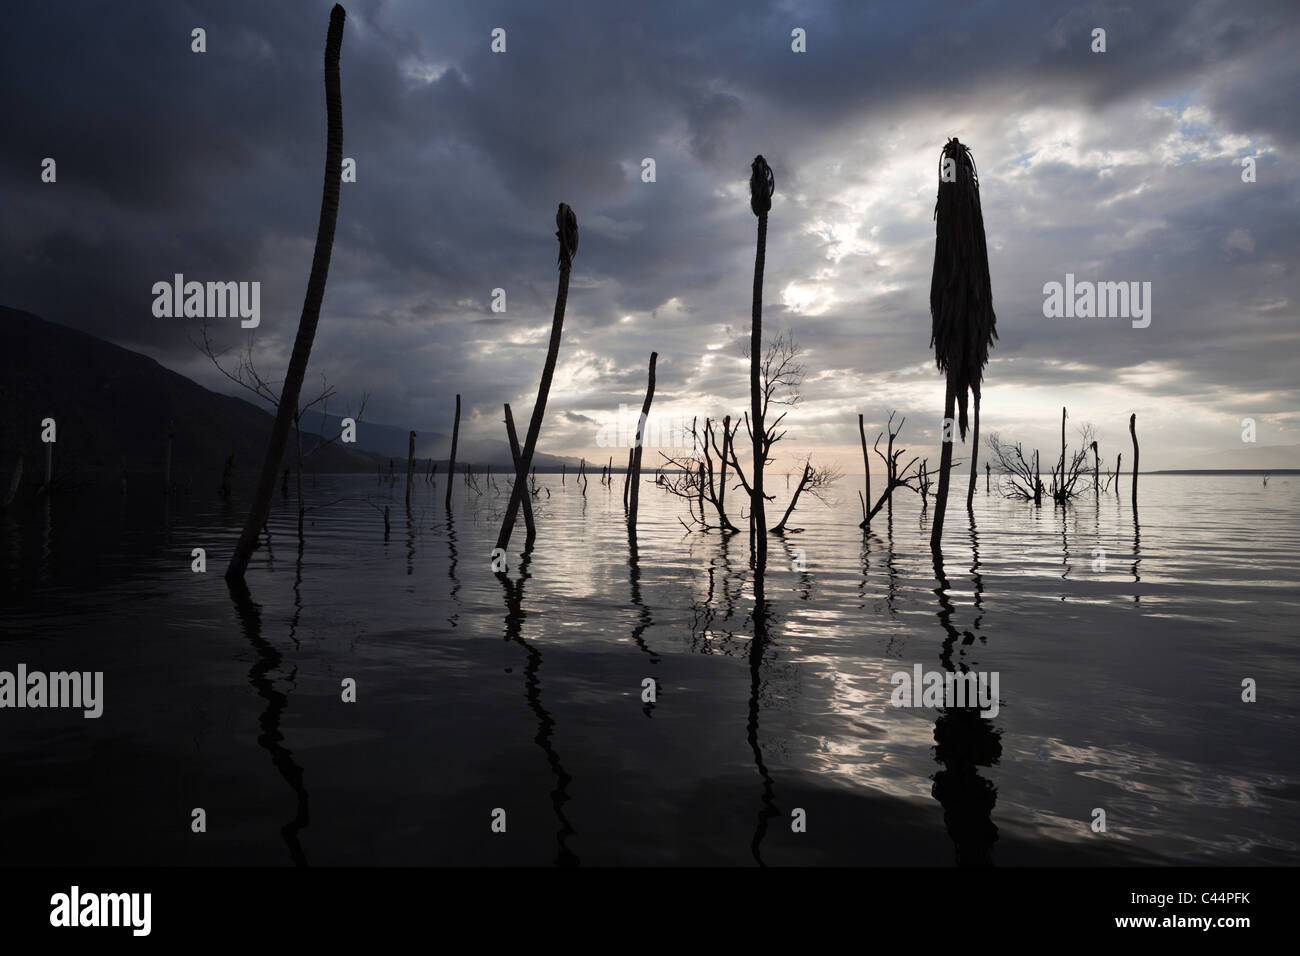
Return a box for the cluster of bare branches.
[985,435,1042,502]
[658,415,741,533]
[657,334,837,535]
[856,411,931,526]
[772,456,841,533]
[985,407,1098,506]
[194,317,369,532]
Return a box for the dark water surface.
[2,472,1297,866]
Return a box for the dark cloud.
[1,0,1296,470]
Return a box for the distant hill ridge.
[0,307,585,490]
[0,306,385,487]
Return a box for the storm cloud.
[2,0,1296,471]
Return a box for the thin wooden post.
[1129,413,1139,509]
[628,352,658,532]
[444,394,461,509]
[503,404,535,539]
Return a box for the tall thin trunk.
[405,430,415,509]
[226,4,346,583]
[697,463,706,524]
[718,415,732,526]
[623,448,633,509]
[1129,413,1139,509]
[966,395,980,509]
[1033,449,1042,507]
[1115,454,1122,495]
[859,413,871,526]
[1059,406,1067,502]
[444,394,460,510]
[751,213,768,569]
[929,379,956,549]
[628,351,657,533]
[496,204,577,552]
[503,404,534,539]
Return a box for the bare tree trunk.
[697,463,706,525]
[503,404,534,539]
[496,204,576,552]
[751,212,768,569]
[718,415,734,529]
[1092,441,1099,498]
[444,393,460,510]
[628,352,657,533]
[1033,449,1042,506]
[772,463,812,534]
[226,4,346,584]
[859,413,871,526]
[1115,454,1122,495]
[966,394,980,509]
[929,378,956,550]
[405,430,415,509]
[985,462,990,493]
[623,449,633,509]
[1059,406,1067,502]
[1129,413,1139,509]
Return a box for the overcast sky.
[3,0,1297,471]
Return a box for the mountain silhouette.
[0,306,379,485]
[0,307,587,490]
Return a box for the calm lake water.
[1,472,1297,866]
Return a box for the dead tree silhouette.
[929,138,997,549]
[227,4,347,583]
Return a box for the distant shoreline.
[1149,469,1299,475]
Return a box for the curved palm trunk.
[965,392,979,509]
[1129,413,1139,509]
[496,205,576,552]
[224,4,347,584]
[503,404,534,539]
[930,379,956,551]
[859,413,871,525]
[627,351,657,533]
[404,430,415,510]
[751,211,768,571]
[444,394,460,510]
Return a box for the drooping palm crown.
[556,202,579,266]
[929,137,997,439]
[750,155,774,216]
